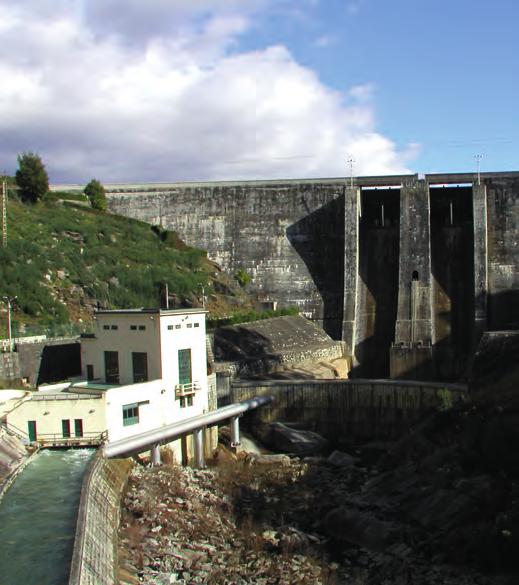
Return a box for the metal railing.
[175,381,201,398]
[35,431,107,447]
[1,421,28,442]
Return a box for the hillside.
[0,197,251,337]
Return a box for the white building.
[4,308,214,462]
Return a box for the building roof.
[94,308,207,316]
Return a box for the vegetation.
[0,197,212,334]
[15,152,49,203]
[84,179,107,211]
[234,268,252,288]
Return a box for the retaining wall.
[0,352,20,381]
[69,451,133,585]
[232,379,467,443]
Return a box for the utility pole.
[346,157,355,188]
[2,295,16,352]
[474,154,483,186]
[1,175,7,248]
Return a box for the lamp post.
[198,283,205,309]
[2,295,16,352]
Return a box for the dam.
[82,171,519,382]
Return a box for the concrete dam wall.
[104,172,519,382]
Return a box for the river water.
[0,449,93,585]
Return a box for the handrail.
[1,421,29,441]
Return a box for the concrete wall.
[69,452,132,585]
[109,181,346,336]
[104,172,519,382]
[14,338,81,386]
[231,379,466,443]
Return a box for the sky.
[0,0,517,184]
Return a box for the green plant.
[234,268,252,288]
[437,387,454,411]
[15,152,49,203]
[84,179,107,211]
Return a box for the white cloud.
[0,0,414,182]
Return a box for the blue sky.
[0,0,517,182]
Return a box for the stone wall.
[231,379,466,443]
[215,343,344,380]
[69,451,132,585]
[0,352,20,381]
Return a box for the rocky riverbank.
[117,439,515,585]
[117,332,519,585]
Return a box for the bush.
[234,268,252,288]
[84,179,107,211]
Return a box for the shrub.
[84,179,107,211]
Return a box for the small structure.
[3,308,215,462]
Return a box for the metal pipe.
[193,428,205,468]
[103,395,273,459]
[230,415,241,448]
[151,444,161,466]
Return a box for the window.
[111,325,118,330]
[194,323,200,328]
[180,395,193,408]
[104,351,119,384]
[62,419,71,438]
[187,323,193,328]
[130,325,137,331]
[86,365,94,381]
[175,324,181,329]
[132,352,148,383]
[123,403,139,426]
[168,325,174,330]
[178,348,192,385]
[138,325,146,331]
[103,325,110,330]
[74,419,83,438]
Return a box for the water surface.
[0,449,93,585]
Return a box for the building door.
[28,420,37,442]
[104,351,120,384]
[62,419,71,438]
[86,365,94,381]
[74,419,83,438]
[178,348,192,385]
[132,352,148,383]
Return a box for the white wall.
[105,374,208,444]
[158,312,208,412]
[81,313,162,385]
[6,394,105,440]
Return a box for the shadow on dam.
[430,186,475,381]
[286,197,345,340]
[352,189,400,378]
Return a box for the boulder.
[254,422,329,455]
[327,450,359,468]
[324,507,399,552]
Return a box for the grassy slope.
[0,198,217,333]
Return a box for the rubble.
[118,438,515,585]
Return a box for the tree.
[15,152,49,203]
[84,179,107,211]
